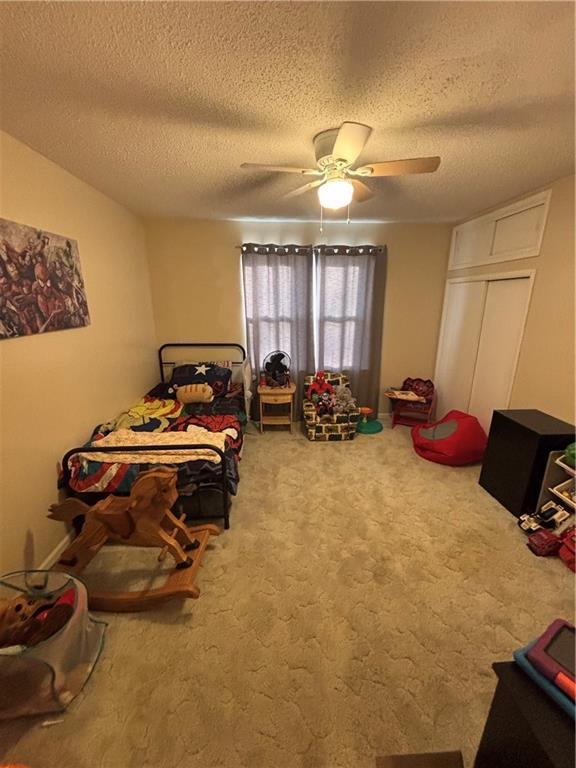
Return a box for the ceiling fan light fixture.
[317,178,354,210]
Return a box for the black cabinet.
[474,662,574,768]
[479,410,574,517]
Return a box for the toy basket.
[0,570,105,720]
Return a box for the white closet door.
[434,281,487,418]
[468,277,531,432]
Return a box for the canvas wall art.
[0,218,90,339]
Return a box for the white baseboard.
[37,531,73,570]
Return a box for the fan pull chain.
[319,202,323,234]
[347,203,350,224]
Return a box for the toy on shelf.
[48,467,219,611]
[261,350,291,388]
[357,406,383,434]
[552,478,576,508]
[562,443,576,469]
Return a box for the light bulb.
[317,178,354,210]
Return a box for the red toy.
[306,371,334,403]
[411,410,487,466]
[558,526,576,572]
[527,529,562,557]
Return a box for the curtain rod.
[235,244,313,251]
[235,244,384,252]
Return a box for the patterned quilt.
[62,392,244,496]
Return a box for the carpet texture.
[1,426,573,767]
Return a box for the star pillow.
[170,363,231,397]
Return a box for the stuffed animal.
[306,371,333,403]
[175,383,214,404]
[316,390,335,419]
[333,385,357,414]
[0,589,75,649]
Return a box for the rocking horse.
[49,467,219,612]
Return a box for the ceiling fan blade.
[241,163,321,175]
[331,122,373,164]
[283,179,325,199]
[355,156,441,177]
[351,179,374,203]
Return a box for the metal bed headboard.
[158,343,247,382]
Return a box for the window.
[241,246,314,407]
[315,254,372,372]
[242,243,386,411]
[244,260,304,370]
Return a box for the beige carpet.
[1,426,574,767]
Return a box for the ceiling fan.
[241,122,441,210]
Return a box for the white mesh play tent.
[0,570,105,720]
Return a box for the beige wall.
[144,218,452,409]
[0,131,158,573]
[446,175,575,425]
[2,133,570,577]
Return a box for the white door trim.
[434,268,536,413]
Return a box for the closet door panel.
[434,281,487,419]
[450,219,495,269]
[491,204,547,257]
[468,278,531,433]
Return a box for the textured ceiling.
[0,1,574,222]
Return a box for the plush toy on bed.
[169,363,232,398]
[175,383,214,404]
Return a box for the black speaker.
[479,410,575,517]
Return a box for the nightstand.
[257,384,296,433]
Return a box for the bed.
[59,343,252,529]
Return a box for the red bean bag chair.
[411,409,487,465]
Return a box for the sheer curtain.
[241,244,314,413]
[315,245,387,413]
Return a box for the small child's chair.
[391,377,436,428]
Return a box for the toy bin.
[0,570,105,720]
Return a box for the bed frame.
[158,342,246,382]
[60,343,248,530]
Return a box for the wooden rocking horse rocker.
[49,467,219,612]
